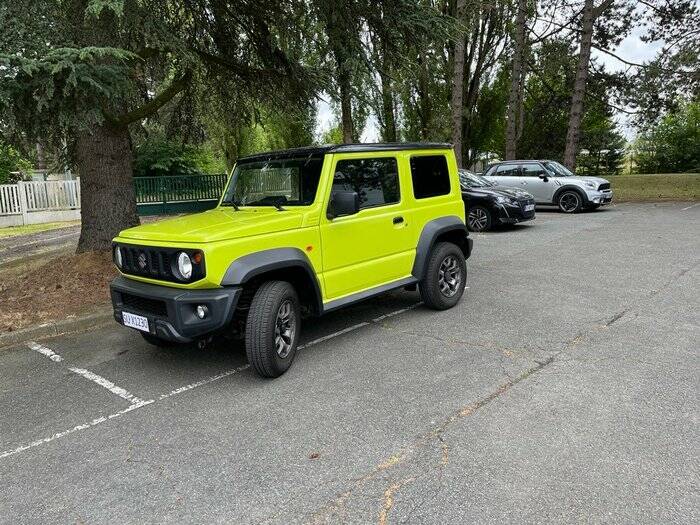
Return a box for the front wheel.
[245,281,300,378]
[467,205,492,232]
[557,191,583,213]
[419,242,467,310]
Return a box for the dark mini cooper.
[459,170,536,232]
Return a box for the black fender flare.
[553,185,589,206]
[221,247,323,315]
[412,216,469,280]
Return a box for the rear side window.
[410,155,451,199]
[332,157,399,210]
[495,164,521,176]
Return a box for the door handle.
[521,181,527,185]
[393,216,404,224]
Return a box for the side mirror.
[538,173,549,181]
[327,191,359,219]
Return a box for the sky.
[314,24,667,143]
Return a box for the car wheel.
[140,332,177,347]
[467,205,492,232]
[245,280,300,378]
[558,190,583,213]
[419,242,467,310]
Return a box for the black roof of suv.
[239,142,453,162]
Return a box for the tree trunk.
[417,50,432,140]
[564,0,614,170]
[380,74,397,142]
[337,61,354,143]
[450,0,467,168]
[75,123,140,252]
[505,0,527,160]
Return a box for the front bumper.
[495,200,536,224]
[586,189,614,206]
[110,276,241,343]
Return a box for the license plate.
[122,311,149,332]
[525,204,535,211]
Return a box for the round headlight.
[177,252,192,280]
[114,246,122,268]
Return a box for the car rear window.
[410,155,451,199]
[332,157,400,210]
[495,164,520,176]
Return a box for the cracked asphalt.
[0,202,698,524]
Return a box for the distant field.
[609,174,700,202]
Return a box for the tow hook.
[197,336,213,350]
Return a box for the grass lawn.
[609,174,700,202]
[0,220,80,238]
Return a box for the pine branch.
[106,70,192,126]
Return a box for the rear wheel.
[245,280,300,378]
[419,242,467,310]
[557,190,583,213]
[467,205,492,232]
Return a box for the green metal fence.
[134,174,228,215]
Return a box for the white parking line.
[158,364,250,399]
[28,341,63,362]
[298,322,370,350]
[0,400,153,460]
[371,302,422,322]
[68,367,146,405]
[5,303,424,461]
[680,203,699,211]
[28,341,146,405]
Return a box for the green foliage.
[511,38,624,169]
[134,138,226,178]
[320,125,344,145]
[0,141,33,183]
[632,102,700,173]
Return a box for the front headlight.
[176,252,193,280]
[495,195,508,204]
[113,246,122,268]
[584,181,596,189]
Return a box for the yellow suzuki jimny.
[111,143,473,377]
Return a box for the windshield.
[543,161,574,177]
[459,170,494,188]
[221,155,324,207]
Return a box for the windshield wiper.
[221,199,240,211]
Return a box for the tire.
[245,280,300,378]
[419,242,467,310]
[557,190,583,213]
[467,205,492,232]
[140,332,176,347]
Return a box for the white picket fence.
[0,179,81,227]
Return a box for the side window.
[483,166,497,177]
[332,157,399,210]
[521,164,545,177]
[495,163,521,177]
[410,155,451,199]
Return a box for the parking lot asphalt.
[0,202,698,524]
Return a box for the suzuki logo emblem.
[137,252,147,270]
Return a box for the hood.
[118,208,304,244]
[463,186,533,199]
[569,176,609,186]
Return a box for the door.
[486,163,521,188]
[320,155,414,300]
[520,163,556,203]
